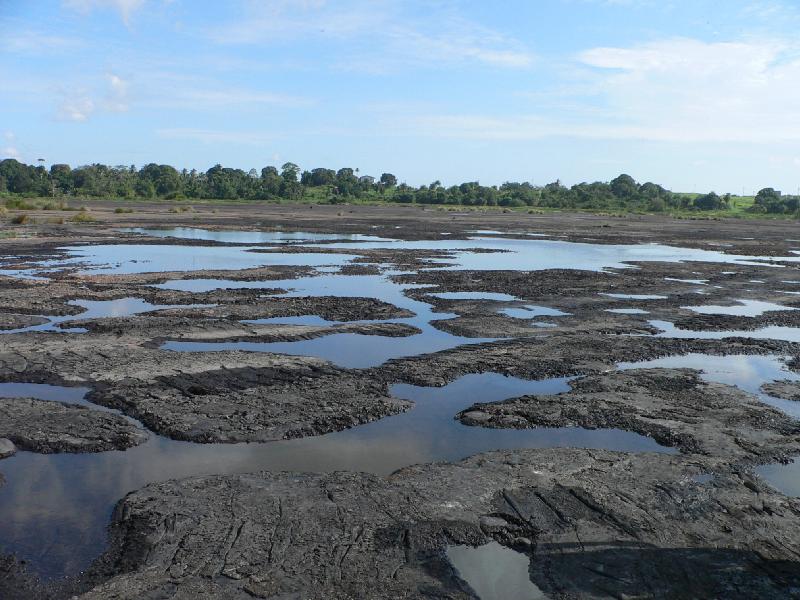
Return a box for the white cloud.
[56,73,129,121]
[105,73,130,112]
[576,37,800,142]
[392,37,800,143]
[59,96,96,121]
[63,0,147,25]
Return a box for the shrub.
[70,211,96,223]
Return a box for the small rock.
[479,515,509,532]
[0,438,16,459]
[461,411,491,423]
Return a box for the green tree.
[610,174,639,200]
[752,187,784,213]
[281,162,300,183]
[693,192,726,211]
[379,173,397,187]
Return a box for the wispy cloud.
[208,1,534,70]
[155,128,276,145]
[1,30,84,54]
[2,132,21,160]
[741,0,800,22]
[148,86,314,110]
[63,0,147,25]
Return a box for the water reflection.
[161,273,496,368]
[1,298,214,334]
[15,235,800,279]
[431,292,518,301]
[686,299,796,317]
[651,320,800,343]
[602,293,668,300]
[58,245,356,275]
[122,227,394,244]
[447,541,546,600]
[501,305,570,319]
[317,237,800,271]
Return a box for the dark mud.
[459,368,800,466]
[0,313,48,331]
[0,398,147,453]
[374,334,797,387]
[0,339,411,443]
[762,380,800,402]
[88,361,409,443]
[71,447,800,599]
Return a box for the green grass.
[5,192,798,221]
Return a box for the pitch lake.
[2,227,800,586]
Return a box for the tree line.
[0,158,797,214]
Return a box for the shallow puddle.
[665,277,708,285]
[757,459,800,497]
[686,299,795,317]
[618,353,800,496]
[1,298,214,334]
[501,305,569,319]
[163,330,495,369]
[161,273,498,368]
[601,293,668,300]
[605,308,650,315]
[0,373,670,580]
[316,237,800,271]
[651,320,800,344]
[123,227,393,244]
[0,383,91,406]
[447,541,546,600]
[57,244,356,275]
[431,291,518,301]
[11,234,800,280]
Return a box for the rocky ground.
[1,204,800,598]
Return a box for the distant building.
[359,175,375,185]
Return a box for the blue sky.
[2,0,800,193]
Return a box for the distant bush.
[70,211,96,223]
[11,213,29,224]
[749,188,800,214]
[114,207,134,213]
[5,198,37,210]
